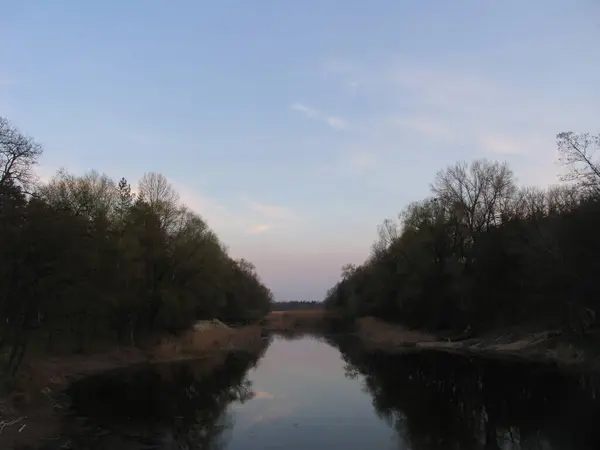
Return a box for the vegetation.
[0,117,273,382]
[153,325,264,362]
[324,132,600,340]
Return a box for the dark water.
[45,334,600,449]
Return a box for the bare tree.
[39,169,118,219]
[557,131,600,193]
[378,218,399,245]
[0,117,43,191]
[511,184,581,220]
[546,184,581,215]
[138,172,181,230]
[431,159,516,236]
[372,218,400,257]
[513,186,548,219]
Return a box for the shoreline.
[0,324,263,450]
[356,317,600,372]
[3,314,598,448]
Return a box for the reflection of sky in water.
[226,336,397,450]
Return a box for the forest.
[0,117,273,379]
[324,132,600,338]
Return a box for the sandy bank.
[357,317,600,371]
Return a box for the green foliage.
[325,153,600,336]
[0,117,273,379]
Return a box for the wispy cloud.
[320,58,598,186]
[291,103,347,131]
[248,224,271,234]
[174,186,303,239]
[248,201,296,221]
[253,390,275,400]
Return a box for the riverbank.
[263,309,330,332]
[357,317,600,371]
[0,323,263,450]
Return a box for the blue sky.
[1,1,599,301]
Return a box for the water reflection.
[41,334,600,450]
[47,339,270,450]
[330,335,600,450]
[224,333,396,450]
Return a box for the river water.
[47,333,600,449]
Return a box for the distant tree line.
[324,132,600,337]
[0,117,273,379]
[272,301,322,311]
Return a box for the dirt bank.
[0,324,263,450]
[357,316,437,347]
[357,317,600,371]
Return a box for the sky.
[1,1,599,301]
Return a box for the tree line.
[324,132,600,337]
[271,301,322,311]
[0,117,273,379]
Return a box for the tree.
[341,264,357,280]
[557,131,600,193]
[39,169,118,223]
[372,218,400,257]
[137,172,181,230]
[115,177,135,220]
[431,159,516,236]
[0,117,43,192]
[0,118,274,380]
[324,148,600,336]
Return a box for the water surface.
[50,333,600,449]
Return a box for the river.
[44,333,600,449]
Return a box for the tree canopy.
[324,143,600,337]
[0,117,273,379]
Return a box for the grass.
[152,325,263,361]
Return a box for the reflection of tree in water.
[57,341,270,450]
[329,336,600,450]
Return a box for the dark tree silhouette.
[0,117,273,381]
[324,146,600,338]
